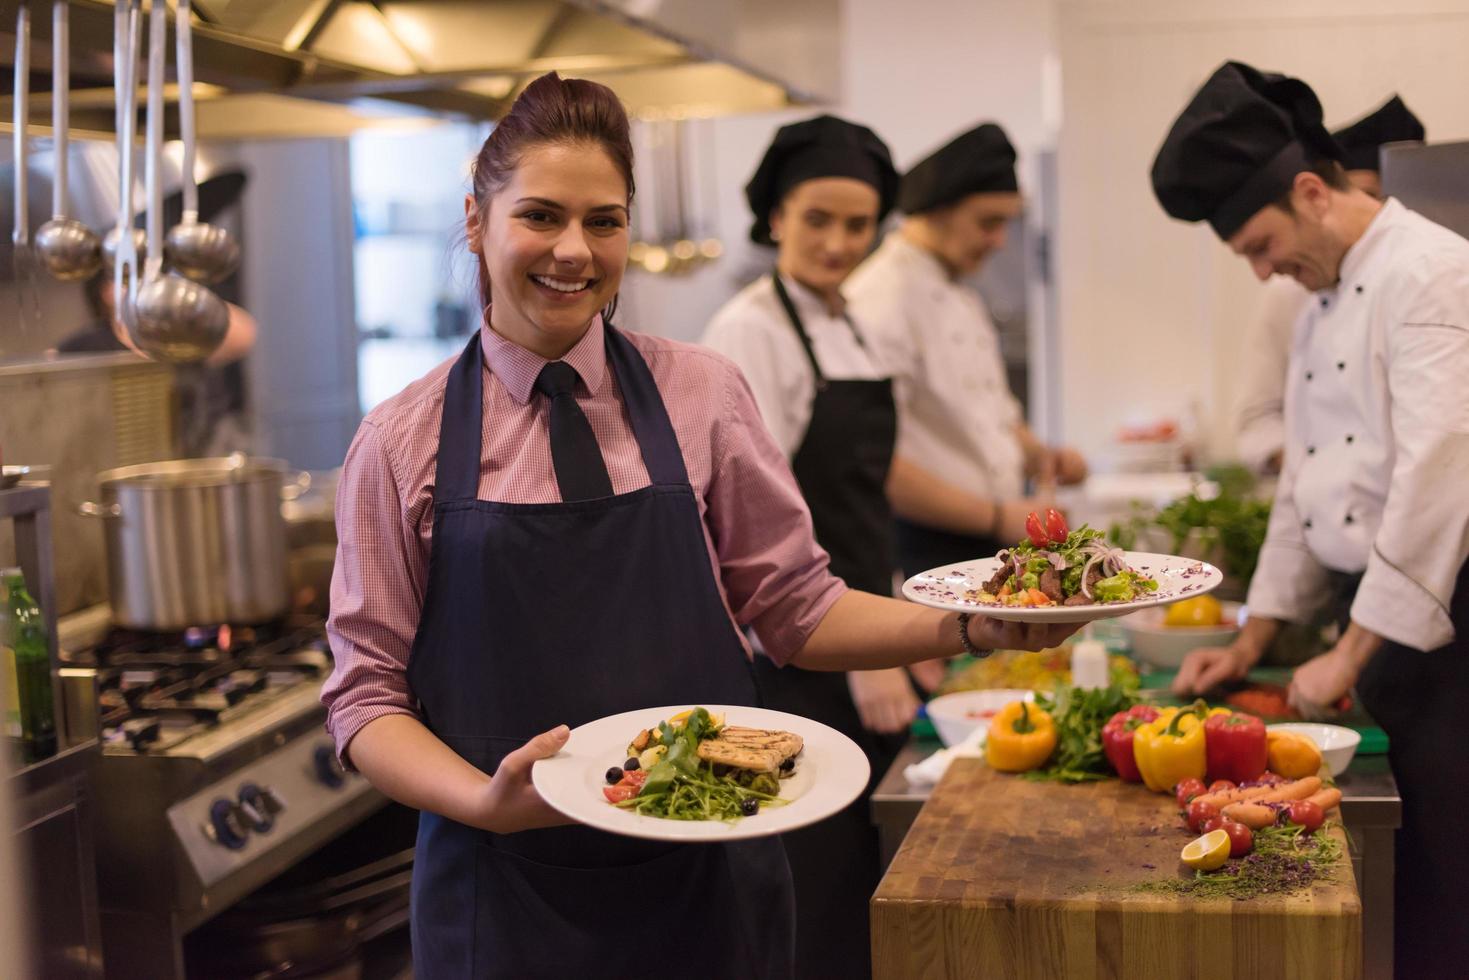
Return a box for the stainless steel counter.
[872,740,1401,979]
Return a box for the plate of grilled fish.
[532,705,869,841]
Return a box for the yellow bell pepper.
[1267,730,1323,779]
[1131,701,1222,793]
[986,701,1057,772]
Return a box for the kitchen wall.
[1055,0,1469,462]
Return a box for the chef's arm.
[1015,423,1088,486]
[789,590,1079,671]
[886,456,1046,541]
[349,714,571,833]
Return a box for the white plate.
[531,704,869,842]
[902,551,1223,623]
[924,689,1035,747]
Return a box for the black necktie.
[534,361,614,501]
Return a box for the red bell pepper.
[1204,710,1268,784]
[1102,705,1161,782]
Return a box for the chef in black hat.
[1235,95,1428,473]
[847,123,1086,580]
[1161,63,1469,978]
[702,114,930,980]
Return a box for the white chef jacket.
[845,234,1026,502]
[701,273,887,458]
[1235,276,1310,472]
[1247,198,1469,651]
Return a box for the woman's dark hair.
[469,72,635,318]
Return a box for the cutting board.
[872,760,1360,980]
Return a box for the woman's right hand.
[966,616,1081,653]
[469,726,576,834]
[1172,644,1256,696]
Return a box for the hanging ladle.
[35,1,103,281]
[163,0,238,283]
[11,4,42,331]
[128,0,227,363]
[103,0,144,276]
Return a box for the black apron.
[894,520,1004,581]
[406,326,794,980]
[752,274,902,980]
[1328,563,1469,979]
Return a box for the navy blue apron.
[753,274,903,980]
[405,326,795,980]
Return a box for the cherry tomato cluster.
[1024,508,1069,548]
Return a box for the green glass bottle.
[2,568,57,764]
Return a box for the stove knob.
[313,744,346,789]
[237,783,277,833]
[204,799,249,850]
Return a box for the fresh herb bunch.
[1021,684,1139,783]
[1108,476,1271,583]
[1136,824,1343,900]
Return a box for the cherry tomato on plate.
[1044,508,1069,544]
[1025,512,1049,548]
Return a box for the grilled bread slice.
[696,726,804,773]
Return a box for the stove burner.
[72,616,331,755]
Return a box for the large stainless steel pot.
[81,456,299,630]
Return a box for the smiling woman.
[322,71,1078,980]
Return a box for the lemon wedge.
[1180,829,1231,871]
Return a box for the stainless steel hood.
[0,0,840,139]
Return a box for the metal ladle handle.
[176,0,198,223]
[51,1,69,220]
[114,0,142,313]
[143,0,165,281]
[13,4,29,248]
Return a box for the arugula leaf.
[1025,684,1138,782]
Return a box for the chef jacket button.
[1346,434,1355,444]
[1355,285,1364,294]
[1345,513,1355,525]
[1304,518,1314,529]
[1337,361,1346,370]
[1307,446,1316,455]
[1306,371,1314,381]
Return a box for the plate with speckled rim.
[902,551,1223,623]
[532,704,868,842]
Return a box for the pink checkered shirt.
[322,315,846,764]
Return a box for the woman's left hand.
[967,616,1081,653]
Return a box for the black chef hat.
[1332,96,1426,172]
[898,123,1017,214]
[744,115,899,246]
[1151,62,1344,240]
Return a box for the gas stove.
[67,619,333,756]
[57,608,387,979]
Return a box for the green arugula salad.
[601,707,800,822]
[971,508,1158,608]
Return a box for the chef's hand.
[907,657,949,694]
[473,726,575,834]
[1053,447,1089,486]
[848,668,922,735]
[1172,643,1256,696]
[1287,624,1381,719]
[967,616,1080,653]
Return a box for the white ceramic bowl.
[924,689,1035,748]
[1268,723,1362,777]
[1118,600,1245,670]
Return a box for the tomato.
[1024,511,1048,548]
[1201,815,1226,835]
[622,770,648,789]
[1207,780,1237,795]
[1044,507,1069,544]
[1286,800,1325,833]
[1174,777,1207,808]
[1186,799,1220,833]
[1218,819,1254,857]
[603,783,638,804]
[1253,772,1287,786]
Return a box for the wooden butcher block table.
[871,759,1361,980]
